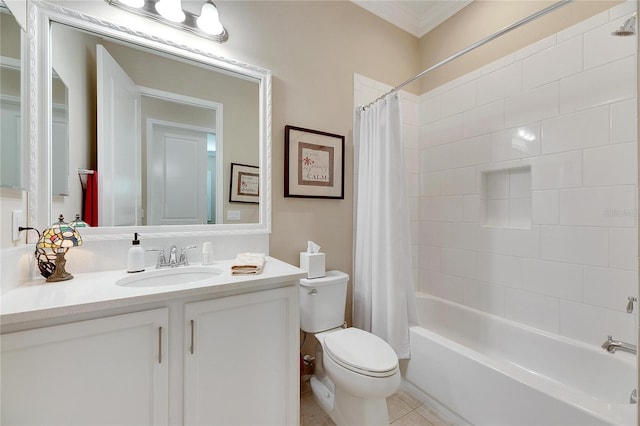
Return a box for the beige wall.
[214,1,420,328]
[419,0,623,92]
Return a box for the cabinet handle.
[190,319,195,354]
[158,326,163,364]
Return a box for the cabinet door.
[184,286,299,426]
[1,308,169,426]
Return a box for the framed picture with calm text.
[229,163,259,203]
[284,125,344,199]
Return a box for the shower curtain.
[353,93,418,359]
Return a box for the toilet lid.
[324,328,398,377]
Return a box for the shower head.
[611,14,636,36]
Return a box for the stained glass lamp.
[36,214,83,282]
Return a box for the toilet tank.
[299,270,349,333]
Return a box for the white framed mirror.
[0,0,27,191]
[31,0,271,240]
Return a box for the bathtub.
[401,293,637,426]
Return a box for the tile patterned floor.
[300,378,454,426]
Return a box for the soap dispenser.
[127,233,145,273]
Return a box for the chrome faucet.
[627,296,637,313]
[148,245,197,268]
[601,335,637,355]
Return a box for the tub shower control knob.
[626,296,637,313]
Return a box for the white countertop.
[1,257,306,326]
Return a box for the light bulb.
[155,0,185,23]
[119,0,144,8]
[197,1,224,35]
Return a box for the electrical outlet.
[12,210,23,241]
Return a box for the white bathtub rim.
[409,324,635,425]
[414,292,636,369]
[410,294,637,425]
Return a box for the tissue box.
[300,252,325,279]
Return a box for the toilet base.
[310,375,391,426]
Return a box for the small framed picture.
[229,163,259,203]
[284,125,345,199]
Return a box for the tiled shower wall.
[419,1,638,346]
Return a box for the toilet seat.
[323,328,398,378]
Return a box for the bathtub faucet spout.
[601,335,637,355]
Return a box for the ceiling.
[352,0,473,38]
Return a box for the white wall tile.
[559,186,636,227]
[450,135,491,168]
[531,151,582,190]
[505,288,560,333]
[420,220,452,247]
[476,62,522,105]
[421,144,452,172]
[532,190,559,225]
[405,148,419,173]
[505,82,559,128]
[421,171,441,197]
[541,226,609,266]
[409,197,420,222]
[412,4,637,346]
[420,95,441,124]
[406,173,419,198]
[426,271,466,304]
[463,279,506,317]
[522,259,583,301]
[509,198,532,229]
[402,98,419,126]
[484,170,510,199]
[560,56,636,114]
[583,142,637,186]
[463,100,505,138]
[609,228,638,271]
[441,81,476,117]
[424,196,464,222]
[403,124,419,150]
[514,34,556,61]
[523,36,582,89]
[450,222,484,251]
[583,266,637,311]
[583,16,637,70]
[440,167,477,195]
[476,252,522,288]
[423,114,464,146]
[490,123,541,162]
[557,11,609,42]
[484,227,540,258]
[485,199,509,227]
[509,168,531,198]
[541,106,609,154]
[441,248,476,279]
[420,245,442,271]
[463,194,481,223]
[610,0,638,20]
[560,299,636,346]
[611,98,638,144]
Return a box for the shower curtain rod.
[360,0,573,110]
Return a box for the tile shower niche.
[481,166,531,229]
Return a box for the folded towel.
[231,253,266,275]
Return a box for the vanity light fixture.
[36,214,83,283]
[105,0,229,43]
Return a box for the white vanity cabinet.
[184,286,299,425]
[0,308,169,426]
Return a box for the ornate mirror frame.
[27,0,272,241]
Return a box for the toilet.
[300,271,401,426]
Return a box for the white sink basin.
[116,266,223,288]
